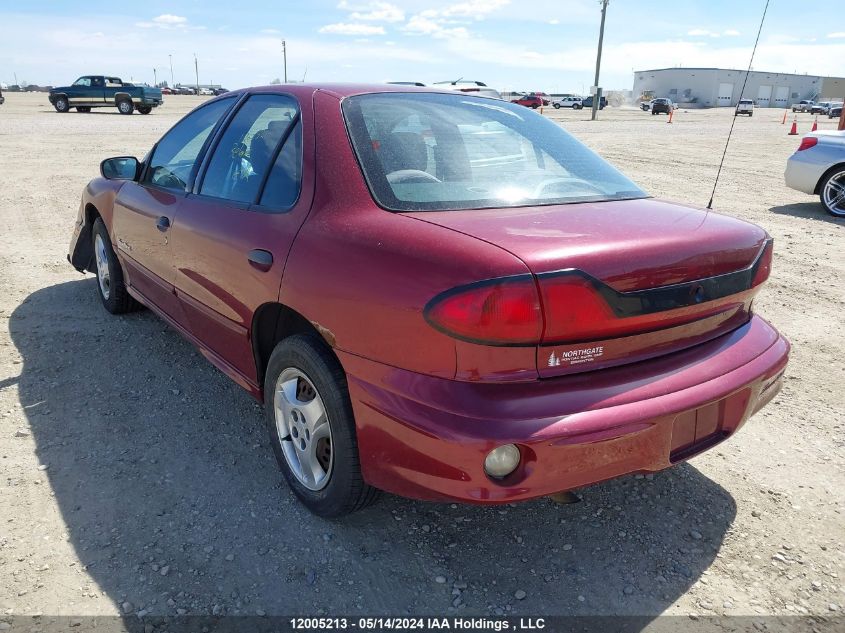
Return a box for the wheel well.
[814,162,845,194]
[76,203,102,272]
[115,92,132,103]
[251,303,335,389]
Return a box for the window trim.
[139,93,242,195]
[192,91,303,214]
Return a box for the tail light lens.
[797,137,818,151]
[424,276,542,345]
[751,240,773,286]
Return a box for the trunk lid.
[411,198,770,377]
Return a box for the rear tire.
[819,167,845,218]
[117,100,134,115]
[91,219,140,314]
[264,334,379,517]
[137,105,152,115]
[54,96,69,113]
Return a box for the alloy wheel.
[94,233,111,300]
[273,368,333,491]
[822,171,845,216]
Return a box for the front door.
[113,95,237,319]
[170,93,313,384]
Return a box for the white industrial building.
[632,67,845,108]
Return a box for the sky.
[0,0,843,93]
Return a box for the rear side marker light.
[797,137,817,151]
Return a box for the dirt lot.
[0,92,843,624]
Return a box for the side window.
[259,120,302,210]
[91,77,104,88]
[144,97,235,192]
[73,77,91,87]
[200,94,298,204]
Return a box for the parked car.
[828,104,843,120]
[581,95,607,110]
[640,100,653,111]
[49,76,163,114]
[811,102,832,115]
[511,94,544,108]
[785,130,845,217]
[213,88,230,96]
[792,100,815,113]
[198,88,214,96]
[68,85,789,516]
[650,98,673,115]
[735,99,754,117]
[433,80,502,100]
[0,87,4,106]
[161,87,172,95]
[553,96,582,109]
[529,92,551,106]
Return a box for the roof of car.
[229,83,462,99]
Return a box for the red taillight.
[539,275,617,343]
[797,137,818,151]
[424,277,542,345]
[751,241,773,286]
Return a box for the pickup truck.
[792,100,814,113]
[49,76,163,115]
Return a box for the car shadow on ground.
[770,202,843,224]
[10,279,737,617]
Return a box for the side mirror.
[100,156,140,181]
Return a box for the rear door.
[112,96,237,319]
[170,92,314,383]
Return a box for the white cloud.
[319,22,386,36]
[347,2,405,23]
[548,19,560,25]
[136,14,200,30]
[437,0,510,19]
[723,29,740,36]
[828,32,845,38]
[687,28,720,38]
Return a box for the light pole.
[169,54,174,87]
[282,40,288,83]
[153,68,157,87]
[194,53,199,93]
[591,0,609,121]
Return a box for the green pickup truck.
[48,76,163,115]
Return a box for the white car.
[735,99,754,116]
[784,130,845,217]
[552,96,583,110]
[433,80,502,100]
[198,88,214,96]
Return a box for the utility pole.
[282,40,288,83]
[591,0,609,121]
[169,54,174,87]
[153,68,157,87]
[194,53,199,93]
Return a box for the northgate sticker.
[548,346,605,367]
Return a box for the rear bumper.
[342,315,789,503]
[785,152,826,195]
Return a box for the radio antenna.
[707,0,771,209]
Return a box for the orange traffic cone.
[667,108,674,124]
[781,109,788,124]
[811,117,818,132]
[788,116,798,135]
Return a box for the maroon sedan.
[511,94,544,109]
[68,84,789,517]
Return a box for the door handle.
[247,249,274,272]
[156,216,171,232]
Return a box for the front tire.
[553,103,560,109]
[117,100,134,115]
[819,167,845,218]
[54,96,69,113]
[91,219,139,314]
[264,335,378,517]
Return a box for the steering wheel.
[386,169,441,184]
[531,177,604,199]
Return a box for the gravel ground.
[0,93,842,624]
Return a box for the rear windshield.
[342,92,647,212]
